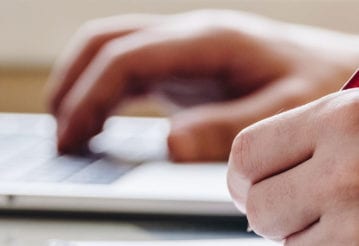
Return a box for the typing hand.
[228,89,359,245]
[47,10,358,161]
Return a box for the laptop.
[0,113,240,216]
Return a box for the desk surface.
[0,213,256,246]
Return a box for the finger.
[284,221,323,246]
[168,103,242,162]
[285,207,359,246]
[229,80,318,184]
[227,77,320,210]
[47,14,163,114]
[168,93,278,162]
[245,156,323,240]
[169,76,319,162]
[56,27,254,153]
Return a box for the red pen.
[341,70,359,90]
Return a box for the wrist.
[286,23,358,68]
[280,23,358,90]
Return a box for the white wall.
[1,0,358,67]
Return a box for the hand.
[47,9,358,161]
[228,89,359,245]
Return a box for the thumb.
[168,103,247,162]
[167,76,316,162]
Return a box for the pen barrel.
[342,70,359,90]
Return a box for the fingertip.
[56,105,107,155]
[56,107,84,155]
[56,117,75,154]
[57,139,90,156]
[56,120,90,155]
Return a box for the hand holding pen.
[228,70,359,245]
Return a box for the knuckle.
[78,20,101,38]
[97,39,119,59]
[94,39,131,71]
[320,90,359,132]
[179,10,239,36]
[76,19,111,50]
[79,19,101,34]
[98,36,139,64]
[189,9,223,20]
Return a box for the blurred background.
[1,0,358,113]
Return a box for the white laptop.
[50,239,279,246]
[0,113,240,216]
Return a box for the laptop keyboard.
[65,158,134,184]
[0,114,169,185]
[0,136,136,184]
[22,155,97,183]
[21,155,135,184]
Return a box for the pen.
[341,70,359,90]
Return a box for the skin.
[47,9,359,161]
[228,89,359,245]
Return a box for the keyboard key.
[0,139,56,181]
[19,155,95,183]
[0,135,42,163]
[65,157,136,184]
